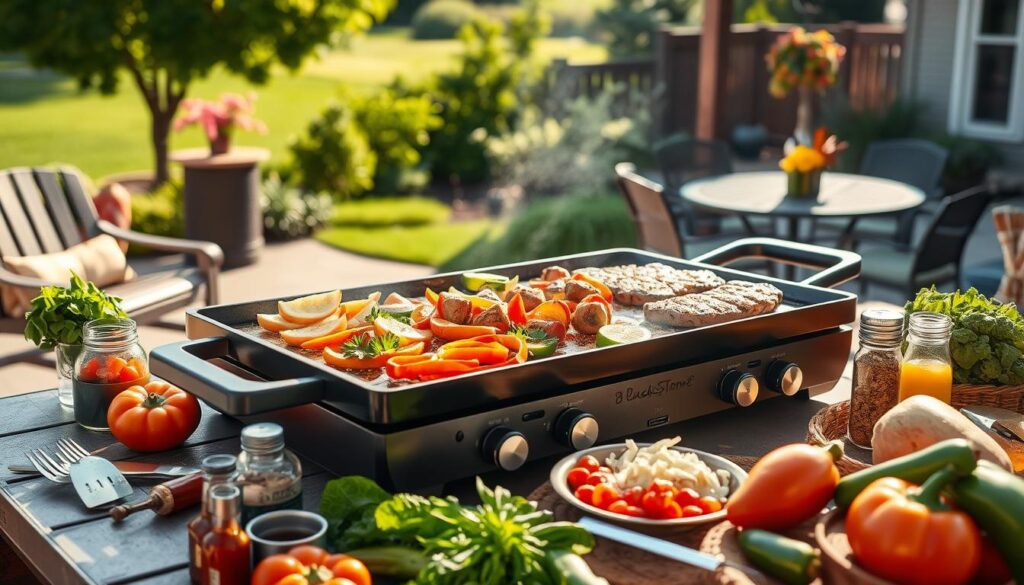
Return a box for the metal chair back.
[860,139,949,197]
[912,185,991,278]
[614,163,683,258]
[0,167,100,260]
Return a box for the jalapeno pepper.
[949,460,1024,583]
[737,529,820,585]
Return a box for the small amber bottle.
[201,484,250,585]
[188,455,238,584]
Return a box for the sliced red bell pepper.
[572,272,614,302]
[507,292,528,326]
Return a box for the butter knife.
[9,460,200,478]
[960,405,1024,473]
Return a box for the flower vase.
[209,134,231,156]
[794,86,813,146]
[55,343,82,408]
[787,169,822,199]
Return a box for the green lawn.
[316,220,494,267]
[0,30,606,181]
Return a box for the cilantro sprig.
[340,332,401,359]
[367,305,412,325]
[24,273,127,350]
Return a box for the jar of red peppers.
[73,318,149,430]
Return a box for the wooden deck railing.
[548,22,904,142]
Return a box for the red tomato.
[576,455,601,473]
[107,381,201,452]
[673,488,700,508]
[98,356,127,382]
[697,496,723,514]
[607,500,630,515]
[566,467,591,491]
[117,365,141,383]
[78,358,101,382]
[326,556,371,585]
[592,483,621,509]
[681,505,704,518]
[660,501,684,519]
[648,479,677,495]
[622,486,645,507]
[641,490,669,517]
[624,505,646,517]
[252,546,368,585]
[585,473,608,486]
[574,485,596,506]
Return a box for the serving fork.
[17,438,198,480]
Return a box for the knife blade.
[577,516,725,572]
[960,405,1024,473]
[8,460,200,478]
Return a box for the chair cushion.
[105,266,204,315]
[859,245,957,289]
[2,235,134,315]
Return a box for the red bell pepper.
[507,292,528,326]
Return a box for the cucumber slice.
[462,272,509,292]
[596,324,652,347]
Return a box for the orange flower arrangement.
[766,27,846,98]
[779,128,846,172]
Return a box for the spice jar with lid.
[201,483,250,585]
[72,318,149,430]
[848,309,904,448]
[237,423,302,525]
[899,312,954,404]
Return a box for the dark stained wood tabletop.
[1,380,849,584]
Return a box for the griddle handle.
[693,237,861,288]
[150,337,324,416]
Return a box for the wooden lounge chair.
[0,167,223,334]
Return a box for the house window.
[950,0,1024,140]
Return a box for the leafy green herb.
[24,273,127,350]
[339,332,401,359]
[320,476,394,550]
[906,287,1024,384]
[367,305,411,324]
[510,323,554,342]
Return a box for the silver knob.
[718,369,759,407]
[481,427,530,471]
[554,408,600,450]
[767,361,803,396]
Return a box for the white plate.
[549,443,747,533]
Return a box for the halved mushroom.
[565,279,600,303]
[571,301,611,335]
[541,266,571,281]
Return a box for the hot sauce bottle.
[188,455,238,584]
[201,484,250,585]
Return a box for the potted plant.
[24,273,127,408]
[780,128,845,198]
[766,27,846,145]
[174,92,267,156]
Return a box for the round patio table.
[681,171,926,278]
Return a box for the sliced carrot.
[437,345,509,364]
[300,325,373,350]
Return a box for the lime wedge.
[596,324,652,347]
[527,337,558,358]
[462,272,509,292]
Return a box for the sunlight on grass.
[316,220,494,267]
[333,196,451,227]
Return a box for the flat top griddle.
[150,239,860,426]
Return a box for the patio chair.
[814,139,949,247]
[858,185,990,298]
[653,137,768,237]
[0,167,223,335]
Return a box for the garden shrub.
[936,135,1004,193]
[440,194,636,270]
[287,101,377,199]
[594,0,697,56]
[260,174,333,241]
[128,179,184,254]
[351,88,442,194]
[411,0,483,39]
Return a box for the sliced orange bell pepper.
[437,344,509,364]
[572,272,613,302]
[430,316,498,340]
[340,292,382,320]
[385,354,481,380]
[300,325,374,350]
[527,300,572,328]
[468,334,528,368]
[507,292,528,326]
[323,341,424,370]
[578,293,613,314]
[424,287,440,307]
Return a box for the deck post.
[695,0,732,140]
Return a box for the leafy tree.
[0,0,392,185]
[735,0,887,24]
[594,0,697,57]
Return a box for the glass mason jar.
[898,312,954,404]
[848,309,903,449]
[237,423,302,526]
[55,342,83,408]
[72,318,149,430]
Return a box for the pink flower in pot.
[174,92,268,155]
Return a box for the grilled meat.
[565,279,600,303]
[514,286,546,312]
[541,266,571,281]
[643,281,783,327]
[572,301,611,334]
[575,264,725,306]
[526,318,566,340]
[472,303,511,332]
[477,288,502,303]
[439,292,472,325]
[542,280,566,300]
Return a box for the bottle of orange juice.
[899,312,953,403]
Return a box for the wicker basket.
[807,384,1024,475]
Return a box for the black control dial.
[553,408,599,450]
[765,360,803,396]
[717,369,759,407]
[481,427,529,471]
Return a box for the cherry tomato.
[673,487,700,508]
[577,455,601,473]
[574,484,596,506]
[622,486,645,507]
[566,467,591,491]
[327,556,371,585]
[681,504,704,518]
[648,479,677,495]
[697,496,723,514]
[585,473,608,486]
[78,358,101,382]
[99,356,127,382]
[592,483,622,509]
[623,505,646,517]
[117,365,141,383]
[660,500,684,519]
[641,490,669,517]
[607,500,630,515]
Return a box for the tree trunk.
[151,108,172,186]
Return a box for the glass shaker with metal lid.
[848,309,904,448]
[237,423,302,525]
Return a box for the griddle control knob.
[766,361,803,396]
[554,408,600,450]
[482,427,530,471]
[718,369,759,407]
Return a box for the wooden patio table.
[0,352,858,583]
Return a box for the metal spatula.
[69,456,133,508]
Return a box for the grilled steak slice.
[643,280,784,327]
[575,264,725,306]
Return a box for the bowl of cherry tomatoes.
[550,439,747,532]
